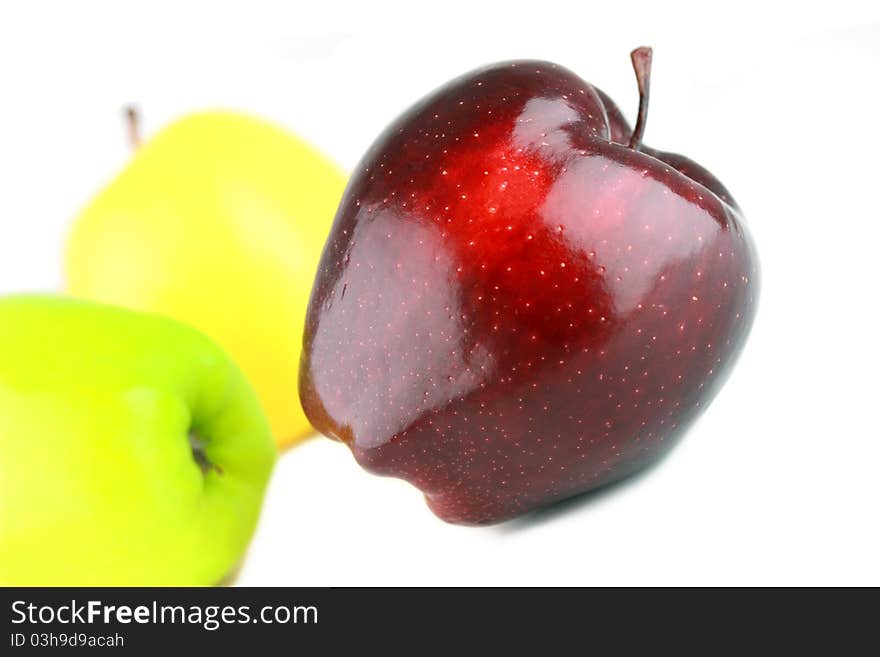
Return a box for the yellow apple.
[66,111,346,448]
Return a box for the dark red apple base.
[301,50,758,525]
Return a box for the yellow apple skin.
[66,111,346,448]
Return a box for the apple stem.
[189,433,223,477]
[627,46,653,152]
[124,105,141,149]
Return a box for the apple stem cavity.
[124,105,141,149]
[627,46,653,152]
[189,432,223,477]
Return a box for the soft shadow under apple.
[494,444,680,534]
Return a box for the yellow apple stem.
[124,105,141,149]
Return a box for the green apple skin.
[0,295,276,585]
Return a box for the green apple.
[0,295,276,585]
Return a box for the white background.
[1,1,878,585]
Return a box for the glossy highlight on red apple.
[301,48,759,525]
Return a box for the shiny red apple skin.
[300,61,758,525]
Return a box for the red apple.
[300,48,758,524]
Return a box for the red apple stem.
[628,46,653,152]
[124,105,141,149]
